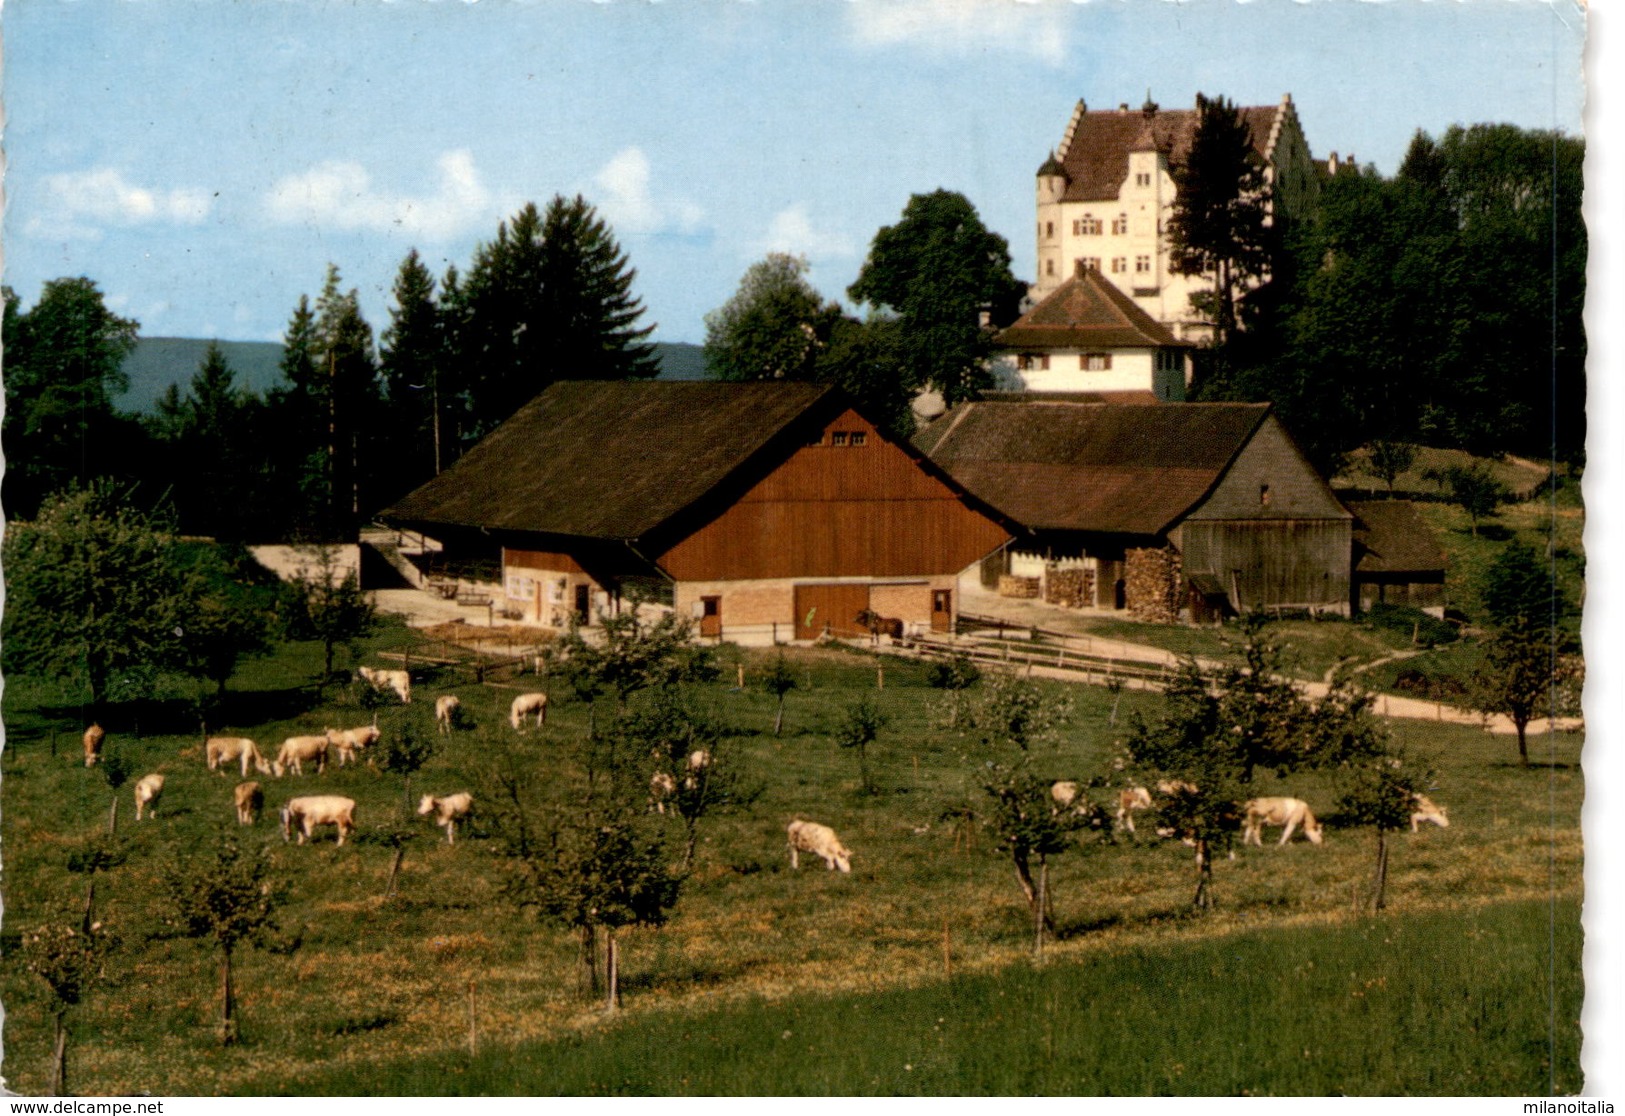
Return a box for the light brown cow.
[326,724,380,767]
[417,792,474,844]
[1410,793,1450,832]
[510,692,548,730]
[1115,785,1153,833]
[207,736,271,778]
[650,771,677,813]
[788,820,853,873]
[358,666,412,703]
[83,723,106,768]
[234,781,264,825]
[435,695,461,735]
[134,773,166,821]
[273,735,329,777]
[1242,797,1324,846]
[281,795,357,846]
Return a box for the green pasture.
[0,630,1584,1095]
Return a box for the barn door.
[795,584,869,640]
[699,596,722,639]
[931,588,953,632]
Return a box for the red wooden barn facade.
[381,381,1013,640]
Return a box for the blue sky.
[3,0,1588,346]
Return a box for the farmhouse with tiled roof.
[992,268,1193,399]
[382,380,1015,640]
[1033,94,1320,342]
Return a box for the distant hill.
[117,337,710,414]
[117,338,287,414]
[653,341,708,381]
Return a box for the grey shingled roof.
[914,400,1271,536]
[382,380,837,540]
[1347,500,1448,575]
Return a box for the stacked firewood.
[1044,565,1094,609]
[997,574,1041,599]
[1124,547,1182,623]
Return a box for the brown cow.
[83,723,106,768]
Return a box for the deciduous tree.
[163,840,281,1044]
[704,253,840,382]
[1,483,188,712]
[848,190,1025,406]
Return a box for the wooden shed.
[1346,499,1448,617]
[381,381,1014,641]
[914,399,1352,617]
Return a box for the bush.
[1365,603,1457,646]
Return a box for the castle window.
[1045,259,1055,276]
[1135,172,1152,187]
[1075,258,1100,276]
[1111,215,1129,235]
[1110,257,1128,274]
[1082,353,1112,371]
[1135,255,1152,273]
[1079,215,1103,236]
[1045,221,1054,239]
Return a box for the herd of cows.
[74,661,1456,887]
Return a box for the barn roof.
[913,400,1271,536]
[1047,101,1283,204]
[381,380,839,541]
[995,270,1187,351]
[1347,500,1448,575]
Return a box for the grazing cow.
[649,771,677,813]
[787,820,853,873]
[133,774,165,821]
[1242,797,1324,846]
[1115,785,1153,834]
[280,795,357,846]
[1410,793,1450,832]
[83,723,106,768]
[358,666,412,704]
[273,735,330,778]
[206,736,271,778]
[510,692,548,730]
[417,792,475,844]
[234,781,264,825]
[435,695,461,735]
[326,724,380,767]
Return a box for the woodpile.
[997,574,1041,599]
[1124,546,1182,623]
[1044,564,1095,609]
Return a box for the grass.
[0,629,1584,1096]
[277,898,1581,1096]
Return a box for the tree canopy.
[2,278,143,517]
[703,253,840,382]
[848,190,1025,407]
[1167,94,1274,346]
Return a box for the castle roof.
[1047,98,1286,204]
[994,269,1189,351]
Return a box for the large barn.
[381,381,1015,641]
[914,399,1352,618]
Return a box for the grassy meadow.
[0,626,1583,1095]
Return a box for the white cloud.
[591,147,705,236]
[264,149,492,240]
[845,0,1070,65]
[26,167,213,239]
[756,204,859,260]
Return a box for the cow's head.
[833,849,852,873]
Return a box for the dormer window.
[831,432,848,447]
